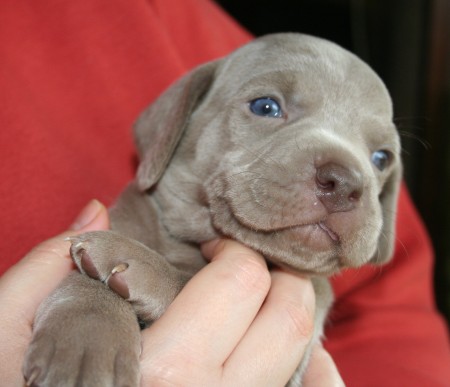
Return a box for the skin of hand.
[0,199,110,387]
[140,238,345,386]
[0,201,343,387]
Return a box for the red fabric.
[327,184,450,386]
[0,0,449,385]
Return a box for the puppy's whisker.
[394,115,430,123]
[398,130,430,150]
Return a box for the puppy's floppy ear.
[134,61,219,191]
[371,162,403,264]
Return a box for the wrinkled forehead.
[214,34,393,118]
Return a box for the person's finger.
[200,238,223,261]
[223,269,316,386]
[140,239,271,384]
[0,199,109,324]
[303,344,345,386]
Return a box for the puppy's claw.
[25,367,40,386]
[65,236,83,250]
[111,263,129,274]
[73,242,84,250]
[105,263,129,283]
[107,263,130,299]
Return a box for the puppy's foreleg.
[23,272,141,387]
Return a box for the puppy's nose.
[315,163,363,213]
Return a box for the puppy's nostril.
[316,176,336,191]
[315,162,363,213]
[349,188,362,201]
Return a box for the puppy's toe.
[23,335,55,386]
[103,257,187,323]
[67,234,100,279]
[67,230,187,323]
[104,263,129,299]
[68,231,132,282]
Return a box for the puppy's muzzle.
[315,162,363,213]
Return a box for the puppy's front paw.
[23,273,141,387]
[68,231,188,323]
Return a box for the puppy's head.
[135,33,402,275]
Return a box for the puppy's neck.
[152,161,218,243]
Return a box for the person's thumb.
[0,199,110,323]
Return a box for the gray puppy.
[23,33,401,386]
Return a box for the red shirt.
[1,1,449,385]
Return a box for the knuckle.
[210,239,271,296]
[278,288,315,341]
[27,239,69,263]
[285,301,315,341]
[228,252,271,295]
[142,362,178,387]
[142,353,204,387]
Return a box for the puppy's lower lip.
[318,221,340,242]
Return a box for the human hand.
[0,200,109,387]
[139,238,344,386]
[0,204,343,387]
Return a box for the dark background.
[216,0,450,324]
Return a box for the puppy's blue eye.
[249,97,283,118]
[371,150,391,171]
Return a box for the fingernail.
[200,238,223,261]
[70,200,103,231]
[107,264,130,299]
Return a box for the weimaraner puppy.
[23,33,401,386]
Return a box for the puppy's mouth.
[318,221,340,243]
[282,220,341,252]
[230,207,341,250]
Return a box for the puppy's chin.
[207,194,380,276]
